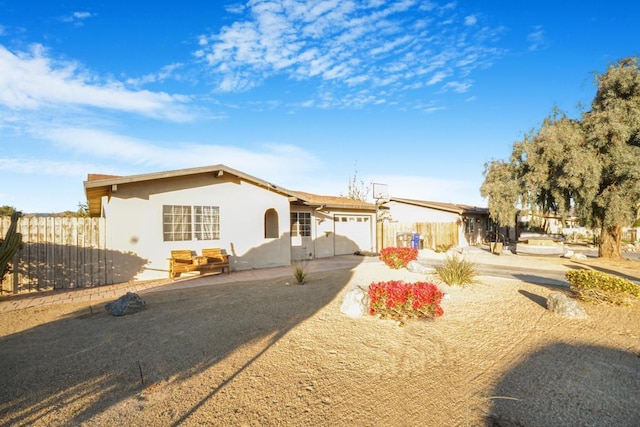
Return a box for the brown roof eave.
[388,197,488,215]
[309,203,376,211]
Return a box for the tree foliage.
[582,57,640,257]
[0,205,17,216]
[343,163,371,202]
[480,160,519,227]
[481,57,640,258]
[62,202,90,218]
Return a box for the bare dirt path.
[1,251,639,426]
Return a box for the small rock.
[105,292,146,316]
[406,260,430,274]
[564,250,587,260]
[547,292,587,318]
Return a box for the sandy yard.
[0,251,639,426]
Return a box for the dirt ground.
[1,253,639,426]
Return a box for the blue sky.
[1,0,638,213]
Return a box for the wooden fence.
[377,221,459,251]
[0,216,143,295]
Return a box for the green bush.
[434,254,478,287]
[435,243,453,253]
[565,269,640,305]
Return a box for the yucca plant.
[291,261,308,285]
[434,253,478,287]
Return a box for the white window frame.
[163,205,220,241]
[291,211,311,237]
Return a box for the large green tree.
[581,57,640,257]
[481,57,640,258]
[480,159,519,229]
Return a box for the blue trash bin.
[411,233,420,249]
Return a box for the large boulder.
[562,250,587,260]
[547,292,587,318]
[340,287,369,317]
[406,260,431,274]
[105,292,146,316]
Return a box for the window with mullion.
[194,205,220,240]
[163,205,192,241]
[163,204,219,241]
[291,211,311,237]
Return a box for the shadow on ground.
[512,273,567,288]
[569,260,640,284]
[0,259,361,425]
[486,342,640,426]
[517,290,550,309]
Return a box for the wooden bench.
[169,248,230,280]
[169,250,198,280]
[201,248,230,274]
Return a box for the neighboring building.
[84,165,376,280]
[517,210,580,235]
[382,197,490,247]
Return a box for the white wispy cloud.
[125,63,186,86]
[0,157,93,177]
[38,127,323,183]
[527,25,547,51]
[0,44,195,122]
[60,11,94,26]
[443,80,472,93]
[196,0,505,108]
[225,3,247,14]
[73,12,93,19]
[427,71,448,85]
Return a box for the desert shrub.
[291,261,308,284]
[435,243,453,253]
[379,247,418,269]
[565,269,640,305]
[369,280,444,325]
[434,254,478,287]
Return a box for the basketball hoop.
[372,183,389,202]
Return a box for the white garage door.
[334,215,373,255]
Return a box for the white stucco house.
[84,165,376,280]
[382,197,491,247]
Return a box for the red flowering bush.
[369,280,444,325]
[379,247,418,269]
